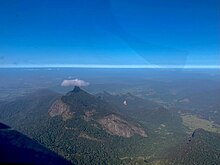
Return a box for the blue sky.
[0,0,219,68]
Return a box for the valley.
[181,114,220,134]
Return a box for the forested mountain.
[151,128,220,165]
[0,87,152,164]
[96,92,185,132]
[0,87,218,164]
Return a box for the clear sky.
[0,0,219,68]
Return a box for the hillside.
[151,128,220,165]
[0,87,188,164]
[97,92,185,132]
[0,87,152,164]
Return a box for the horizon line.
[0,64,220,69]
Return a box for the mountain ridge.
[48,86,147,138]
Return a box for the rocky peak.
[62,86,97,107]
[73,86,81,93]
[66,86,82,96]
[49,88,147,138]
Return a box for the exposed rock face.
[85,109,96,116]
[49,99,74,121]
[79,132,100,141]
[98,114,147,138]
[48,88,147,138]
[83,109,96,121]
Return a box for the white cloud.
[61,78,90,87]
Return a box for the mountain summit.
[0,88,148,164]
[49,87,147,138]
[72,86,81,93]
[66,86,82,95]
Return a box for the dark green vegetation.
[0,123,72,165]
[0,69,219,164]
[0,87,187,164]
[151,128,220,165]
[97,92,185,132]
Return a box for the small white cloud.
[61,78,89,87]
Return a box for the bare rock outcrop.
[83,109,96,121]
[49,99,74,121]
[98,114,147,138]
